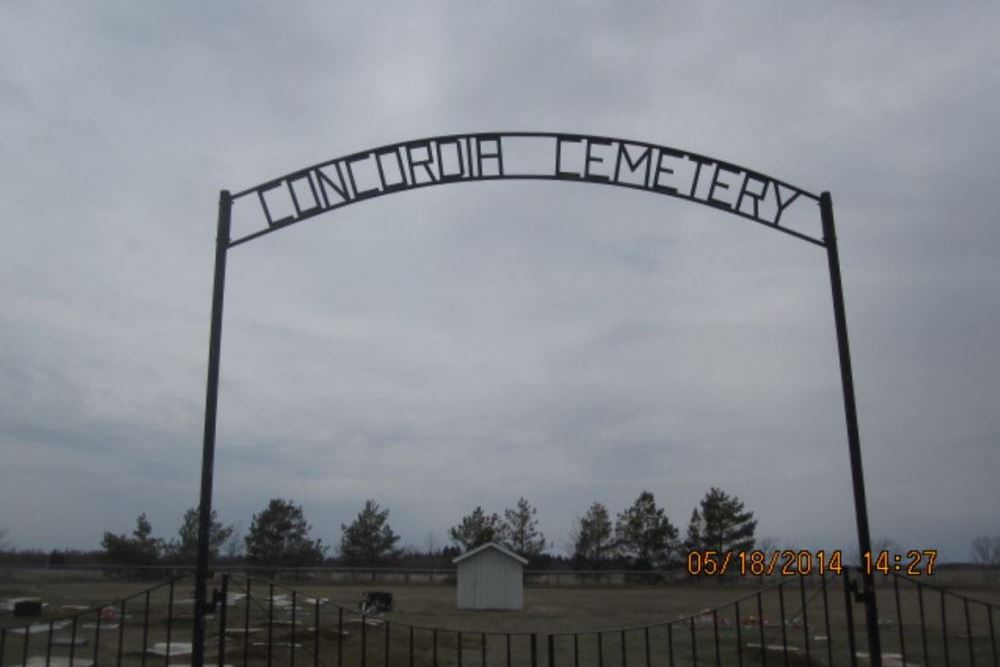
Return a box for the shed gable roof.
[452,541,529,566]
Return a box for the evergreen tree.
[502,497,546,557]
[684,508,703,551]
[614,491,678,569]
[572,502,614,568]
[245,499,326,567]
[100,513,165,576]
[339,499,401,566]
[448,506,503,550]
[691,487,757,553]
[171,507,235,562]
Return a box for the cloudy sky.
[1,2,997,563]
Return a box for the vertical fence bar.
[165,579,175,667]
[548,634,555,667]
[338,608,344,667]
[361,612,368,667]
[69,616,78,667]
[94,606,103,667]
[918,583,929,666]
[574,634,580,667]
[965,598,976,667]
[291,590,297,667]
[433,628,438,667]
[531,633,538,667]
[843,572,858,667]
[142,591,151,667]
[244,580,252,667]
[821,575,833,666]
[989,604,997,667]
[47,620,55,667]
[314,598,321,667]
[667,624,674,667]
[778,584,788,666]
[384,622,390,667]
[597,632,604,667]
[690,617,697,666]
[41,621,55,667]
[218,575,229,667]
[757,593,767,667]
[799,577,810,665]
[893,575,905,666]
[735,602,744,667]
[621,629,627,667]
[409,626,414,667]
[942,590,951,667]
[0,627,6,667]
[644,627,651,667]
[117,599,127,667]
[482,632,487,667]
[506,633,511,667]
[712,610,720,667]
[458,631,463,667]
[20,627,29,667]
[267,583,275,667]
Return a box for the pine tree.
[245,499,326,567]
[685,508,704,551]
[614,491,679,569]
[572,502,614,568]
[172,507,235,562]
[100,513,165,576]
[448,506,503,550]
[339,499,401,566]
[694,487,757,553]
[502,497,546,557]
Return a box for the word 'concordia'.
[244,133,810,237]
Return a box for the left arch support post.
[192,190,232,667]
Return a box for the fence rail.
[1,569,998,666]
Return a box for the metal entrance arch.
[192,132,883,666]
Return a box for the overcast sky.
[1,2,998,563]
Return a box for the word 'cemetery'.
[231,133,821,246]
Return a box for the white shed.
[453,542,528,610]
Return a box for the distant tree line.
[569,488,756,577]
[66,487,758,577]
[5,510,1000,577]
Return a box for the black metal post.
[219,574,230,667]
[821,191,882,667]
[193,190,233,667]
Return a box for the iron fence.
[2,568,997,666]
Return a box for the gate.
[2,570,998,666]
[192,132,885,664]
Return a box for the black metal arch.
[192,133,884,667]
[227,132,824,248]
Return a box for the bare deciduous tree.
[223,521,244,559]
[971,536,999,564]
[971,535,1000,583]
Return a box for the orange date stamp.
[687,549,846,577]
[686,549,938,576]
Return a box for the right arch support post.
[821,191,883,666]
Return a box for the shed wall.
[456,549,524,610]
